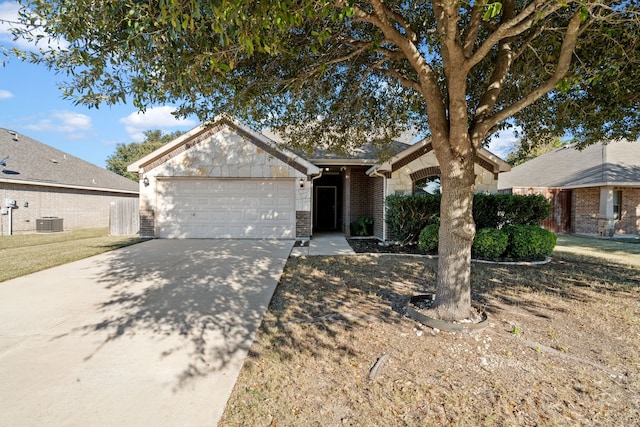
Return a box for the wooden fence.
[109,199,140,235]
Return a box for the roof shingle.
[0,129,138,193]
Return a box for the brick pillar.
[296,211,311,238]
[139,209,155,237]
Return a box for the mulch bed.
[347,238,429,255]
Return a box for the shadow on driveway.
[0,239,293,426]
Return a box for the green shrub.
[385,193,552,245]
[504,225,557,260]
[386,193,440,244]
[474,194,552,229]
[472,228,508,260]
[418,223,439,253]
[350,215,373,236]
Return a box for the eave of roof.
[498,141,640,190]
[127,114,321,176]
[366,138,511,175]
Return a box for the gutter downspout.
[369,169,387,242]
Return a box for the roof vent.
[7,130,18,141]
[50,159,59,164]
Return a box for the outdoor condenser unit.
[36,217,64,232]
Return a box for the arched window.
[413,175,441,195]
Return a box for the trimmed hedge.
[418,224,557,261]
[503,225,557,260]
[386,193,440,244]
[386,193,552,244]
[418,223,439,253]
[472,228,509,260]
[474,193,552,229]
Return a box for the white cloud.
[119,106,196,141]
[0,1,68,51]
[26,110,93,139]
[0,89,13,99]
[487,127,520,159]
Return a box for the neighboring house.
[0,129,139,235]
[498,141,640,236]
[127,115,510,240]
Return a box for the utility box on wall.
[36,217,64,232]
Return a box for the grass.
[554,234,640,267]
[0,228,147,282]
[220,236,640,426]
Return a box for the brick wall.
[571,188,600,234]
[139,209,155,238]
[615,187,640,235]
[296,210,311,238]
[345,166,372,237]
[0,182,138,235]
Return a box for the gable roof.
[0,129,138,194]
[127,115,321,176]
[498,141,640,189]
[366,138,511,176]
[261,127,411,165]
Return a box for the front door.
[315,186,337,230]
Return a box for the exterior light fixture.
[24,201,28,208]
[143,176,150,186]
[299,178,305,188]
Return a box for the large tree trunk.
[430,140,477,321]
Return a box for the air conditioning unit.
[36,217,64,232]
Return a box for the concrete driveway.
[0,239,294,426]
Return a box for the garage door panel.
[157,179,295,238]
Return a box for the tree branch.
[466,0,565,72]
[484,8,586,132]
[463,2,485,58]
[470,0,516,144]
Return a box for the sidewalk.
[290,232,356,256]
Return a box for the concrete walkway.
[290,232,356,256]
[0,239,293,427]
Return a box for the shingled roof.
[0,129,138,194]
[498,141,640,189]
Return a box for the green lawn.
[0,228,147,282]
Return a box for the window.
[613,190,622,220]
[414,176,441,195]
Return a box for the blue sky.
[1,0,515,169]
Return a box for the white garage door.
[156,179,296,238]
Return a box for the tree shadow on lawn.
[55,239,292,390]
[472,254,640,318]
[251,253,640,363]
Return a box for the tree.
[106,130,184,181]
[506,137,567,166]
[11,0,639,320]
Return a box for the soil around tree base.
[407,294,488,332]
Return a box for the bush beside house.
[390,193,556,261]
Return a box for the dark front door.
[315,186,337,230]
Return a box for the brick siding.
[571,188,600,234]
[615,187,640,235]
[139,209,155,237]
[296,210,311,238]
[0,182,138,235]
[345,166,372,237]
